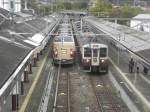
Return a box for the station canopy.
[0,36,31,88]
[24,33,44,46]
[0,13,59,82]
[85,17,150,52]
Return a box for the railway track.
[90,74,129,112]
[53,66,72,112]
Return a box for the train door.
[91,48,100,66]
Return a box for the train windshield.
[100,48,107,57]
[93,49,98,57]
[63,37,73,42]
[84,47,91,57]
[54,36,73,42]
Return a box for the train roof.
[54,35,74,42]
[80,32,95,37]
[76,31,100,45]
[83,43,108,48]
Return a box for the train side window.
[84,48,91,57]
[100,48,107,57]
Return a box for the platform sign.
[61,49,67,54]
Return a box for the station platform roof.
[0,8,11,26]
[0,13,60,90]
[60,10,87,15]
[0,37,31,88]
[0,8,10,18]
[84,16,150,63]
[0,16,56,48]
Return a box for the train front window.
[84,48,91,57]
[93,49,98,57]
[100,48,107,57]
[63,36,73,42]
[54,37,61,42]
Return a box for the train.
[52,15,76,65]
[81,42,108,73]
[52,15,109,73]
[73,21,109,73]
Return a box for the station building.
[0,0,21,12]
[130,14,150,32]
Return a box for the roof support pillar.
[28,62,32,74]
[40,50,43,55]
[0,103,2,112]
[21,74,24,95]
[12,82,19,111]
[33,57,37,67]
[37,53,39,61]
[24,67,29,83]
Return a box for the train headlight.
[55,51,58,55]
[54,50,58,57]
[86,59,90,63]
[70,49,74,58]
[70,51,73,55]
[101,59,105,63]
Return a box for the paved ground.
[24,52,52,112]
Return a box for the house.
[0,0,21,12]
[130,14,150,32]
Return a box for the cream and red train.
[52,16,76,65]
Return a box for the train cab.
[52,35,76,65]
[82,43,108,73]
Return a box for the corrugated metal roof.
[0,14,60,89]
[85,16,150,62]
[86,17,150,52]
[0,38,31,88]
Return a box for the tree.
[120,5,142,18]
[64,2,72,10]
[89,0,112,16]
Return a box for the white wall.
[130,20,150,32]
[15,0,21,12]
[0,0,21,12]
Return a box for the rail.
[67,72,71,112]
[90,76,127,112]
[38,67,55,112]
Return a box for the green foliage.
[90,0,143,18]
[89,0,112,16]
[39,5,51,15]
[109,5,143,25]
[57,0,89,10]
[64,2,72,10]
[119,5,143,18]
[109,6,142,18]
